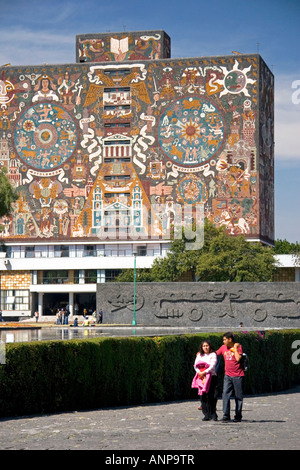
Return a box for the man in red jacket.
[217,332,244,422]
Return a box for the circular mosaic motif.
[157,97,225,166]
[13,103,77,171]
[177,175,208,205]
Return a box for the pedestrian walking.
[98,308,103,324]
[216,331,244,422]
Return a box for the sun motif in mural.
[158,97,225,167]
[0,78,15,106]
[180,119,202,143]
[23,119,35,132]
[216,60,256,97]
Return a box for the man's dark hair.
[223,332,235,341]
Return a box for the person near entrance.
[216,332,244,422]
[98,308,103,324]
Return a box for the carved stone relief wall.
[97,282,300,327]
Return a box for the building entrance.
[43,293,69,315]
[74,293,96,316]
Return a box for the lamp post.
[132,249,137,326]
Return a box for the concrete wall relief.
[98,282,300,327]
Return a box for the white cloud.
[0,28,75,66]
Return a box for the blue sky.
[1,0,300,242]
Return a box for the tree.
[114,268,153,282]
[274,239,300,254]
[274,238,300,267]
[154,220,276,282]
[0,167,18,218]
[116,220,277,282]
[194,227,276,281]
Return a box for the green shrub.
[0,330,299,418]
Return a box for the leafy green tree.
[116,220,277,282]
[151,239,189,281]
[154,220,276,282]
[194,227,276,281]
[0,167,18,218]
[114,268,153,282]
[274,239,300,254]
[274,238,300,266]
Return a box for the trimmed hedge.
[0,330,299,417]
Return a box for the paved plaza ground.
[1,321,299,454]
[0,385,299,451]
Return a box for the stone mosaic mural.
[0,31,274,244]
[76,30,170,62]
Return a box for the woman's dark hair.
[198,340,215,355]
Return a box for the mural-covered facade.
[0,30,274,246]
[0,30,276,317]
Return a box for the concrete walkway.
[0,385,299,451]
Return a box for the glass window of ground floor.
[0,290,30,311]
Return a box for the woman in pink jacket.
[192,340,218,421]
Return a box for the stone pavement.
[0,385,299,451]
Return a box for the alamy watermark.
[291,80,300,104]
[291,340,300,365]
[95,202,204,250]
